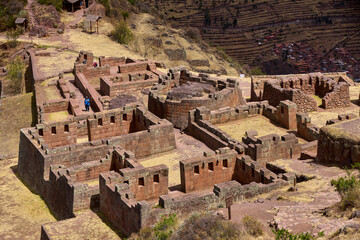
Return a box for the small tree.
[7,56,25,94]
[110,21,134,44]
[121,11,129,21]
[250,66,265,75]
[6,27,22,48]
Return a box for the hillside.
[140,0,360,78]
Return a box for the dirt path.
[220,158,359,236]
[66,9,85,27]
[24,0,36,30]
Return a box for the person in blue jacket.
[85,96,90,111]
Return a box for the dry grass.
[312,94,323,107]
[36,49,78,78]
[64,28,142,59]
[77,137,88,144]
[216,115,300,142]
[0,93,33,156]
[44,85,62,101]
[140,132,209,187]
[129,14,238,75]
[140,150,181,187]
[308,106,360,128]
[349,85,360,101]
[0,158,56,239]
[43,210,120,240]
[48,111,69,122]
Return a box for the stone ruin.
[251,72,351,112]
[148,69,247,130]
[17,50,360,238]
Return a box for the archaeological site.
[0,0,360,239]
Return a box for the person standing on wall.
[85,96,90,111]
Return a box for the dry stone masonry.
[17,49,359,238]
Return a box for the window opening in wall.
[208,162,214,171]
[261,174,265,184]
[39,129,43,136]
[251,168,255,177]
[98,118,103,126]
[281,106,284,114]
[138,177,144,186]
[223,159,228,168]
[110,116,115,123]
[124,180,129,184]
[51,126,56,135]
[123,114,127,121]
[64,124,69,132]
[194,165,200,175]
[125,193,129,199]
[153,174,159,183]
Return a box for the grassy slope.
[0,158,56,239]
[0,93,34,156]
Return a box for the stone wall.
[37,121,77,148]
[99,56,126,67]
[17,107,176,196]
[233,155,277,184]
[317,118,360,165]
[100,73,159,97]
[87,108,134,141]
[75,73,103,112]
[180,148,237,193]
[243,133,301,165]
[148,70,246,129]
[42,99,70,114]
[44,145,168,219]
[187,100,299,157]
[118,61,153,73]
[262,80,318,112]
[99,171,152,236]
[322,82,350,109]
[296,113,320,141]
[326,113,358,125]
[252,73,351,112]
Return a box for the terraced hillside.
[142,0,360,77]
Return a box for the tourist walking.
[85,96,90,111]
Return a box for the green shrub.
[273,228,310,240]
[0,0,26,31]
[250,66,265,75]
[122,11,129,21]
[331,173,358,197]
[7,56,25,94]
[273,229,327,240]
[128,0,136,5]
[331,166,360,210]
[132,214,176,240]
[153,214,177,239]
[6,27,22,48]
[110,21,134,44]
